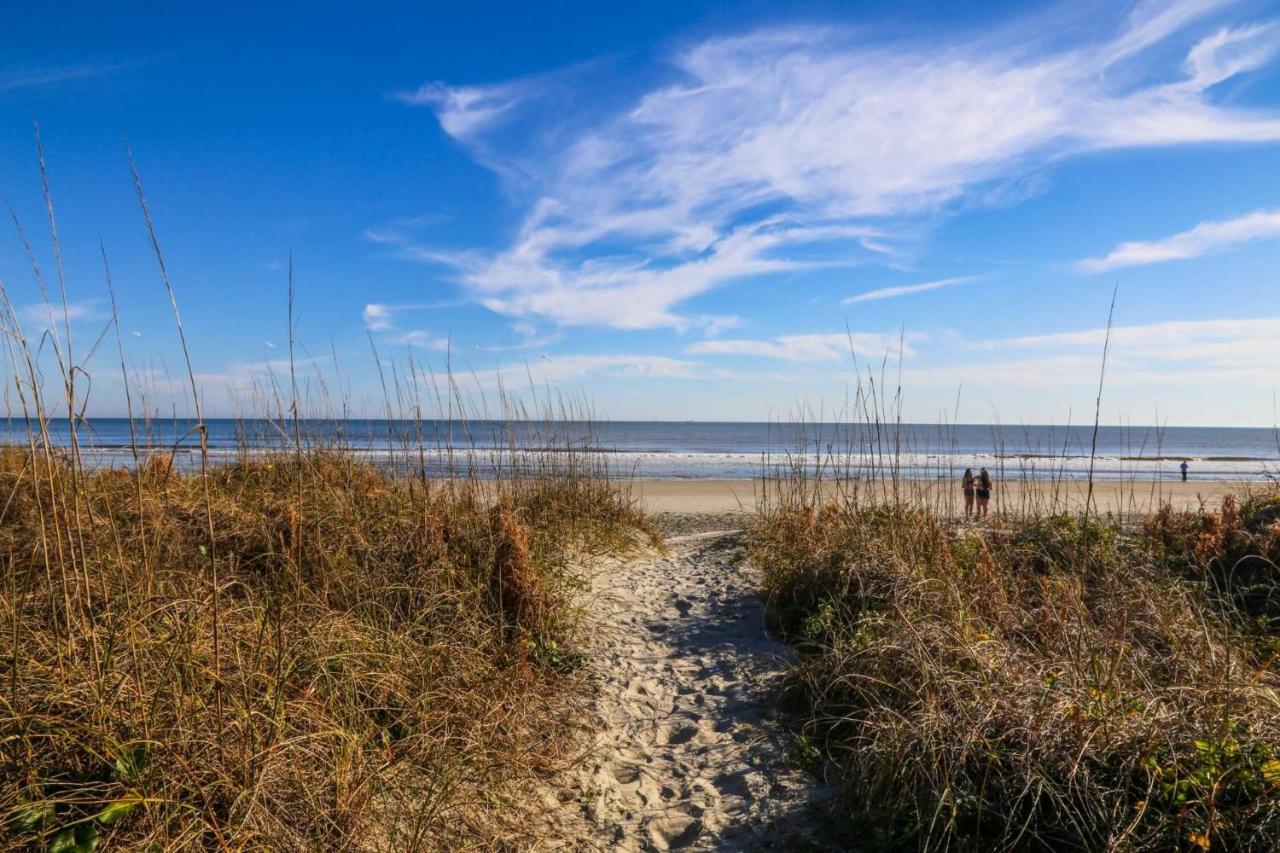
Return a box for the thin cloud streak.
[18,299,102,328]
[0,63,126,94]
[362,300,465,332]
[399,330,451,351]
[473,320,562,352]
[1076,210,1280,272]
[462,353,704,389]
[687,332,918,362]
[843,276,981,304]
[903,358,1280,390]
[984,317,1280,352]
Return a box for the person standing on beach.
[962,468,976,519]
[977,468,992,518]
[1180,460,1189,482]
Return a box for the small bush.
[1144,493,1280,629]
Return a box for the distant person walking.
[1180,460,1189,482]
[977,468,993,519]
[962,468,976,518]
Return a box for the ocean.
[5,418,1277,481]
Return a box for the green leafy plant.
[48,823,100,853]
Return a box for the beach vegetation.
[751,488,1280,850]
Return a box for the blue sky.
[2,0,1279,425]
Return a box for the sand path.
[557,514,838,851]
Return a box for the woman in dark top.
[977,468,992,519]
[962,468,976,519]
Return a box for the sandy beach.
[634,477,1255,517]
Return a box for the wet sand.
[634,478,1256,517]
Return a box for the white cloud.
[184,357,325,401]
[397,0,1280,330]
[0,64,125,94]
[912,317,1280,388]
[671,318,1280,390]
[687,331,916,362]
[421,221,882,330]
[906,355,1280,390]
[465,353,703,388]
[843,276,980,304]
[362,300,464,332]
[194,358,289,385]
[1076,209,1280,272]
[1183,22,1280,91]
[399,330,451,351]
[875,315,1280,391]
[18,299,102,328]
[473,320,562,352]
[395,80,531,138]
[362,303,394,331]
[697,315,744,337]
[985,317,1280,362]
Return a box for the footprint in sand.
[648,815,703,850]
[713,769,752,798]
[657,723,700,746]
[612,762,643,785]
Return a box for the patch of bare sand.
[546,516,839,851]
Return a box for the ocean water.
[5,417,1274,481]
[4,418,1277,481]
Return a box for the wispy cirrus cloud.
[393,0,1280,331]
[465,353,704,389]
[18,299,102,328]
[1076,210,1280,272]
[362,300,464,332]
[386,221,884,330]
[687,331,916,362]
[0,63,126,94]
[396,80,530,138]
[398,330,451,351]
[697,315,744,337]
[1182,21,1280,91]
[167,357,328,405]
[983,317,1280,362]
[906,317,1280,389]
[843,276,981,304]
[473,320,562,352]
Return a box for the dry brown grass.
[750,494,1280,850]
[0,447,646,850]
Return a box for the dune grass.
[750,483,1280,850]
[0,141,652,850]
[0,443,648,850]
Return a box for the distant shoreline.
[635,477,1256,515]
[8,420,1275,482]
